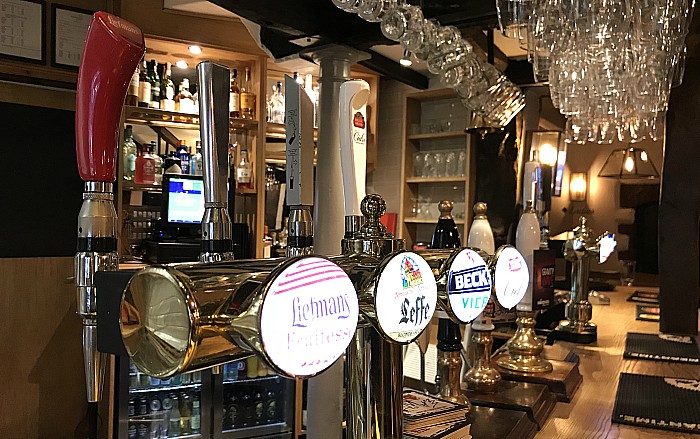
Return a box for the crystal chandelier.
[331,0,526,128]
[497,0,693,144]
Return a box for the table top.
[537,286,700,438]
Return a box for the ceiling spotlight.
[400,50,412,67]
[175,60,189,69]
[188,45,202,55]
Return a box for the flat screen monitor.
[162,174,205,225]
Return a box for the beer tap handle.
[197,62,231,208]
[76,12,144,183]
[339,79,370,237]
[197,62,234,260]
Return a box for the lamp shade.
[598,147,659,179]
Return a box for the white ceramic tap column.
[305,45,369,439]
[464,202,496,373]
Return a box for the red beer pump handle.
[75,12,145,183]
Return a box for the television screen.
[165,176,205,224]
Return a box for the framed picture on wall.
[0,0,46,64]
[51,4,92,69]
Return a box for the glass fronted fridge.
[214,359,295,438]
[114,357,296,439]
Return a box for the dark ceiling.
[209,0,500,89]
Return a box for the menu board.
[0,0,44,62]
[52,5,91,68]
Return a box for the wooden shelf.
[405,176,467,183]
[407,131,469,141]
[122,182,162,191]
[236,188,257,195]
[265,121,318,141]
[404,217,465,225]
[123,105,258,131]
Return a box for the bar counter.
[537,285,700,438]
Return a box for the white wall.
[366,78,417,213]
[549,139,663,270]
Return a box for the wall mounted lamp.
[569,172,588,201]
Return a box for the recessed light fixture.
[175,60,188,69]
[188,45,202,55]
[400,49,412,67]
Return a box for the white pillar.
[304,45,369,439]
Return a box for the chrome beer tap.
[74,12,144,404]
[285,75,315,257]
[197,61,234,263]
[555,216,616,343]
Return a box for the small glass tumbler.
[413,152,425,177]
[619,260,636,286]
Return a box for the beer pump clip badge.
[259,257,359,378]
[447,249,492,323]
[492,246,530,310]
[375,251,438,343]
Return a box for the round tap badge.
[375,252,437,343]
[259,257,359,378]
[447,249,492,323]
[493,246,530,309]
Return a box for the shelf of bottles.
[127,362,203,439]
[221,360,294,437]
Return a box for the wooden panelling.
[0,257,88,439]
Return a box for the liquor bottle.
[138,60,151,108]
[164,150,182,175]
[430,200,461,249]
[271,81,284,124]
[175,78,195,113]
[151,143,164,185]
[191,395,201,434]
[190,141,203,176]
[177,140,190,174]
[148,60,160,109]
[230,68,241,118]
[237,150,253,189]
[253,391,265,425]
[228,394,240,430]
[241,391,253,427]
[179,393,192,435]
[126,66,139,106]
[168,394,181,437]
[149,397,162,438]
[128,398,136,417]
[122,125,137,181]
[240,66,256,119]
[138,397,148,416]
[160,62,176,112]
[134,144,156,185]
[265,390,278,423]
[128,422,137,439]
[136,423,148,439]
[161,396,173,437]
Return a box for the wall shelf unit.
[399,88,476,249]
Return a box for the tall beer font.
[555,216,616,343]
[75,12,145,402]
